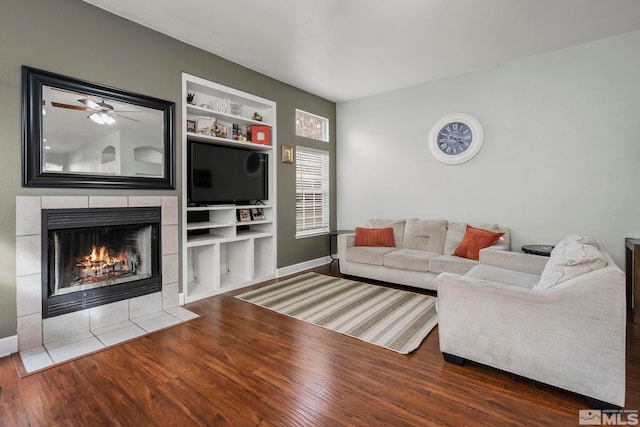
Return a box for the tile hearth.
[20,306,198,374]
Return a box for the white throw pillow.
[444,222,499,255]
[562,234,599,248]
[535,242,607,289]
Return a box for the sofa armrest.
[337,233,356,255]
[478,248,548,275]
[437,267,626,406]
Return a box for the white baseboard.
[277,256,331,278]
[178,292,185,306]
[0,334,18,357]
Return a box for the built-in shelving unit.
[181,73,277,303]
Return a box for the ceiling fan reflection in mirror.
[49,88,141,125]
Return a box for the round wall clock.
[429,113,484,165]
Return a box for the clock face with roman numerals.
[429,113,484,165]
[437,122,472,155]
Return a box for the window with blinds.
[296,147,330,237]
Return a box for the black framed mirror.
[22,66,175,189]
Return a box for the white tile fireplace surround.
[16,196,196,373]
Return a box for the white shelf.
[220,272,249,289]
[187,221,232,231]
[187,78,273,112]
[187,204,273,210]
[182,73,277,304]
[236,230,273,239]
[187,231,273,247]
[237,220,270,226]
[187,104,271,127]
[186,234,228,247]
[187,204,236,211]
[186,280,218,301]
[186,132,273,151]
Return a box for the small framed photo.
[238,208,251,222]
[197,117,216,134]
[282,145,294,163]
[250,208,265,221]
[186,119,196,133]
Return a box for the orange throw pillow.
[354,227,395,247]
[453,225,505,260]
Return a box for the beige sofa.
[337,218,510,291]
[437,235,626,409]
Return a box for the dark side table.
[521,245,554,257]
[329,230,353,263]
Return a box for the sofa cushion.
[383,248,440,272]
[367,219,406,248]
[403,219,448,253]
[444,222,500,255]
[429,254,478,275]
[465,264,540,289]
[535,241,607,289]
[453,225,505,261]
[346,246,397,266]
[354,227,395,247]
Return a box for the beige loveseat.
[337,218,510,291]
[437,235,626,409]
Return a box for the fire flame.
[77,245,129,272]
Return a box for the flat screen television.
[188,141,268,205]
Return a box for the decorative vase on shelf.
[186,92,196,105]
[253,112,262,121]
[231,103,243,116]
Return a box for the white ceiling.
[83,0,640,103]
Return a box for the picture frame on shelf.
[250,208,265,221]
[186,119,196,133]
[230,103,243,116]
[238,208,251,222]
[282,145,294,163]
[197,117,216,135]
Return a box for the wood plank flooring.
[1,263,639,426]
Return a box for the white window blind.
[296,147,329,237]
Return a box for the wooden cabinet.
[181,73,276,303]
[625,238,640,324]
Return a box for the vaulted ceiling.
[84,0,640,102]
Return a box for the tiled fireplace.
[16,196,192,372]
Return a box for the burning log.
[75,245,129,281]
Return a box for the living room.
[1,0,640,424]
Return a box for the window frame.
[295,109,330,143]
[295,146,330,239]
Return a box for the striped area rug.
[235,272,438,354]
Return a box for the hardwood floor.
[1,263,638,426]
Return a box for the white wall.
[337,30,640,268]
[68,132,120,174]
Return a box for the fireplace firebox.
[42,207,162,318]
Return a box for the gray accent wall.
[0,0,336,340]
[337,30,640,270]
